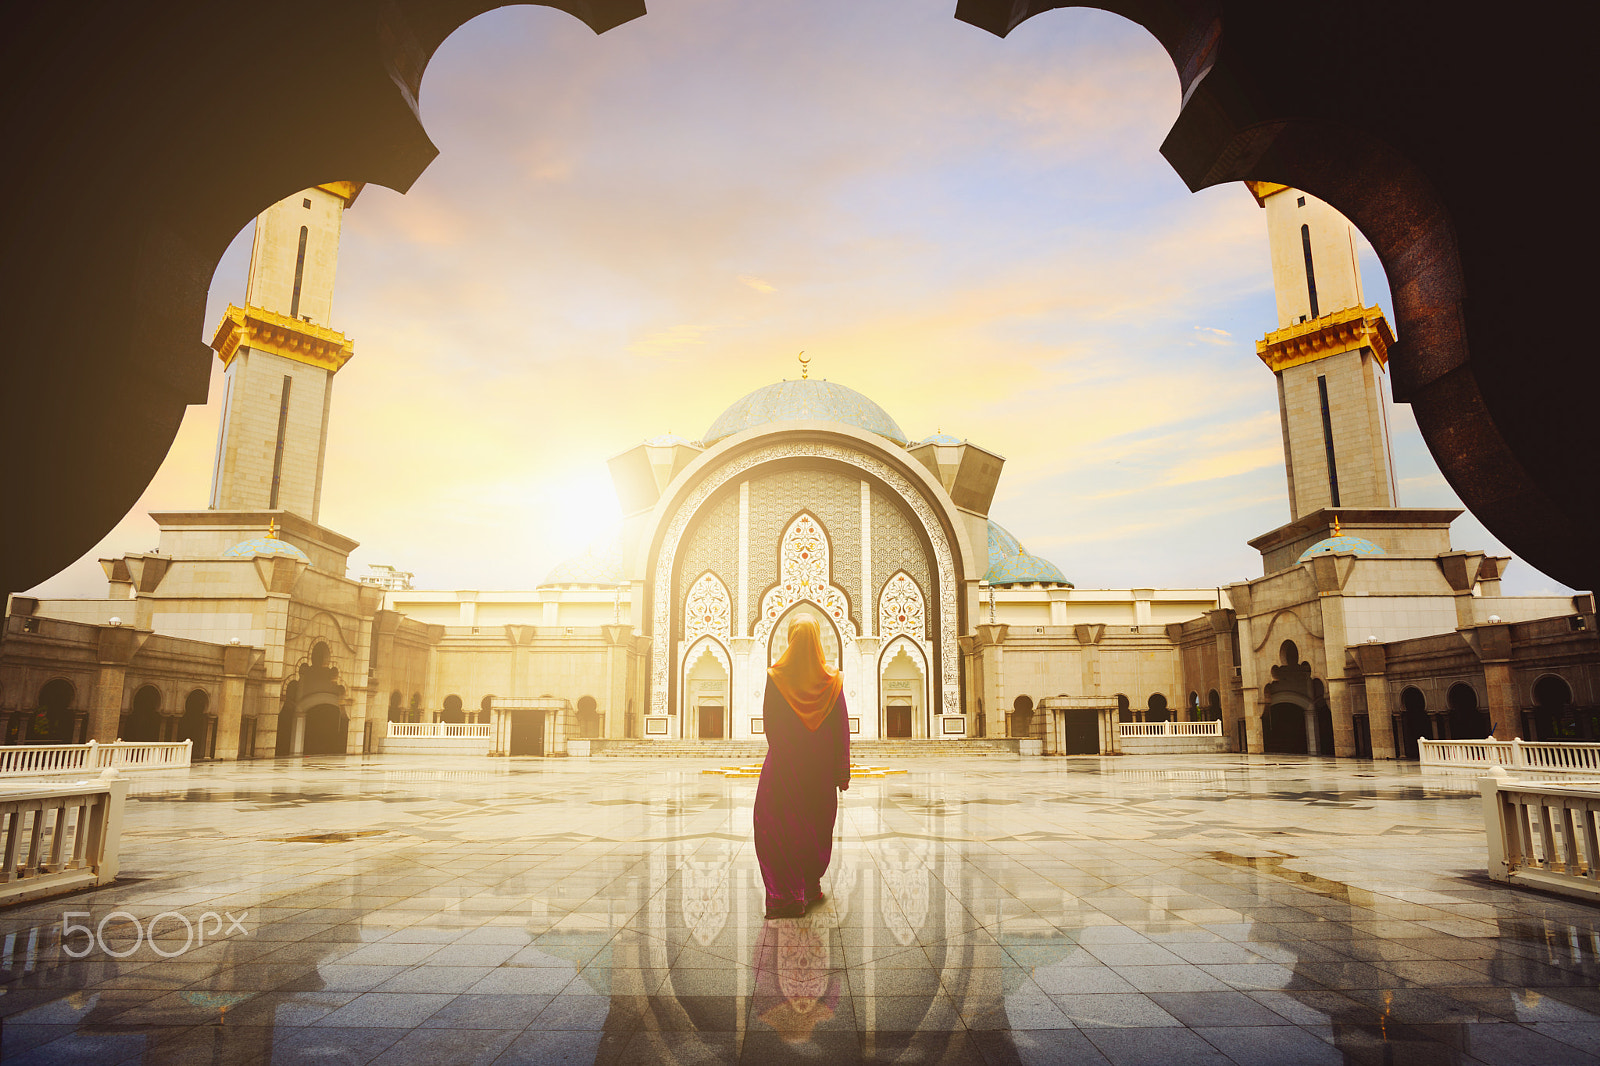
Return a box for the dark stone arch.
[127,684,163,743]
[441,693,464,723]
[0,1,1591,599]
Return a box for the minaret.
[207,182,362,521]
[1248,182,1398,521]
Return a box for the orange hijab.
[768,617,843,731]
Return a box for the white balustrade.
[0,770,128,905]
[0,740,192,779]
[1422,738,1600,775]
[1481,768,1600,903]
[1117,720,1223,738]
[386,722,492,740]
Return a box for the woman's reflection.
[752,916,840,1045]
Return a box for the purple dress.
[753,681,851,909]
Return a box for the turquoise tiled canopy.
[703,379,909,446]
[222,537,308,562]
[985,521,1071,587]
[1297,535,1385,563]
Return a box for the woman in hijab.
[755,615,851,919]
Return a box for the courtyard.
[3,753,1599,1066]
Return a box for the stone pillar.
[1483,660,1519,740]
[213,644,252,760]
[1244,699,1265,753]
[1326,677,1359,757]
[1304,706,1321,755]
[289,710,306,756]
[89,626,139,743]
[1351,643,1396,758]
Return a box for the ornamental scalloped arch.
[682,569,732,642]
[680,635,732,723]
[751,511,856,655]
[652,441,960,719]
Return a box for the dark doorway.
[127,685,162,742]
[1064,710,1100,754]
[179,689,210,757]
[1353,714,1372,758]
[441,694,464,724]
[1147,693,1170,723]
[1531,675,1575,740]
[1263,703,1307,753]
[1314,704,1335,755]
[33,678,78,743]
[698,706,724,739]
[388,691,405,723]
[1447,684,1488,739]
[886,704,912,738]
[1398,687,1431,759]
[302,704,347,756]
[510,709,545,756]
[1116,694,1131,723]
[577,695,601,738]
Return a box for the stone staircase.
[590,738,1021,758]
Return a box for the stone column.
[1303,706,1321,755]
[213,644,252,760]
[89,626,139,743]
[1469,623,1519,740]
[1325,677,1359,756]
[289,710,306,756]
[1244,699,1266,754]
[1351,643,1397,758]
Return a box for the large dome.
[1297,535,1385,563]
[703,379,909,447]
[540,542,625,588]
[222,536,309,563]
[986,521,1071,587]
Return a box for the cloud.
[739,275,776,294]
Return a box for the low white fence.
[1118,720,1223,738]
[0,740,192,779]
[1481,768,1600,902]
[0,770,128,906]
[386,723,491,739]
[1422,738,1600,775]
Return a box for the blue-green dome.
[703,379,909,446]
[222,537,308,562]
[918,432,963,445]
[985,521,1071,587]
[1297,535,1385,563]
[540,543,625,588]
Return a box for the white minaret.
[1250,182,1398,521]
[208,182,361,521]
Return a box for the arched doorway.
[1147,693,1169,723]
[1398,687,1431,759]
[576,695,601,738]
[31,678,78,744]
[387,690,405,723]
[684,639,730,739]
[1010,695,1034,739]
[441,694,464,724]
[1115,694,1131,723]
[126,685,162,742]
[1204,690,1222,723]
[1447,683,1488,739]
[301,697,348,756]
[879,638,927,739]
[1532,675,1575,740]
[1263,702,1308,754]
[179,688,211,757]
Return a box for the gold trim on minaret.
[316,181,365,205]
[1244,180,1290,206]
[210,304,355,372]
[1256,304,1393,373]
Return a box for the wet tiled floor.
[4,753,1600,1065]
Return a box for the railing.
[1118,720,1223,738]
[0,770,128,905]
[386,722,492,739]
[1481,768,1600,902]
[0,740,192,779]
[1422,738,1600,775]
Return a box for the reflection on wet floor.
[4,753,1600,1064]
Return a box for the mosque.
[2,183,1594,761]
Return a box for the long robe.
[753,681,851,908]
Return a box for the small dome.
[540,542,625,588]
[223,537,309,562]
[985,521,1071,587]
[917,432,963,446]
[703,379,909,446]
[1298,535,1385,563]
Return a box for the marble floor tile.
[7,753,1600,1064]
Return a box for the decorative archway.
[879,637,928,739]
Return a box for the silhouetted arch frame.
[2,1,1591,600]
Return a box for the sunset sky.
[30,0,1571,599]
